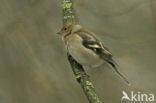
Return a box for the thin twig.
[61,0,103,103]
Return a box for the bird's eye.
[64,28,67,30]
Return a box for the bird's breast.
[65,34,104,68]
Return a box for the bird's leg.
[83,66,92,75]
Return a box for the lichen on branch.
[61,0,103,103]
[62,0,75,25]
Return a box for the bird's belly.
[67,42,103,67]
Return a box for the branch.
[92,1,147,17]
[61,0,103,103]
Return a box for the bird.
[57,23,130,85]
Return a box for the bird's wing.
[77,31,130,85]
[77,31,112,61]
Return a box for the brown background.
[0,0,156,103]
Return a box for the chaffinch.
[57,23,130,85]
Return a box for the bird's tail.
[107,59,130,85]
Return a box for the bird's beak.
[56,31,62,35]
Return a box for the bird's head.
[57,23,82,38]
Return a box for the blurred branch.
[93,0,147,17]
[150,0,156,29]
[61,0,102,103]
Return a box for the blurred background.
[0,0,156,103]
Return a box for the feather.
[107,58,130,85]
[77,30,130,84]
[60,23,130,85]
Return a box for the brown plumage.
[57,23,130,85]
